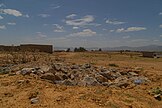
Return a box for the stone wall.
[20,44,53,53]
[0,45,20,52]
[0,44,53,53]
[142,52,154,58]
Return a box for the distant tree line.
[66,47,103,52]
[74,47,87,52]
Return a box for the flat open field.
[0,51,162,108]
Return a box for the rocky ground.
[0,52,162,108]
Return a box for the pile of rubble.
[11,63,150,88]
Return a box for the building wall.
[20,44,53,53]
[0,45,20,52]
[0,44,53,53]
[142,52,154,58]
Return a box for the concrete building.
[142,52,162,58]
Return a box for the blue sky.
[0,0,162,48]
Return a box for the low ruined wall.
[142,52,154,58]
[0,45,20,52]
[0,44,53,53]
[20,44,53,53]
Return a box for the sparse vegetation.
[74,47,87,52]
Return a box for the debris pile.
[11,63,150,88]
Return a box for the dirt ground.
[0,51,162,108]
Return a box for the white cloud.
[125,27,146,32]
[7,22,16,25]
[23,14,29,18]
[116,27,147,32]
[159,12,162,15]
[65,15,95,26]
[116,28,125,33]
[43,24,48,26]
[52,5,60,9]
[153,40,159,42]
[73,27,79,29]
[66,14,77,19]
[38,14,50,18]
[0,25,6,30]
[122,36,130,39]
[0,15,3,20]
[50,4,61,9]
[0,9,22,17]
[131,39,149,42]
[159,24,162,28]
[53,24,64,32]
[0,3,5,8]
[36,32,47,38]
[109,30,115,32]
[106,19,126,25]
[68,29,96,37]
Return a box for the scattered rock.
[81,76,100,86]
[134,79,142,85]
[132,77,150,85]
[71,65,79,69]
[53,63,62,71]
[95,74,108,83]
[128,72,139,76]
[39,65,51,72]
[149,87,162,101]
[40,73,61,83]
[62,79,76,86]
[20,68,35,75]
[0,67,11,75]
[31,97,39,104]
[7,62,150,88]
[154,94,161,101]
[82,63,91,69]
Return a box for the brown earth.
[0,51,162,108]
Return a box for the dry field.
[0,51,162,108]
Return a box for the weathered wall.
[142,52,154,58]
[0,45,20,52]
[20,44,53,53]
[0,44,53,53]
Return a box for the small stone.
[134,79,142,85]
[99,71,115,80]
[8,73,16,76]
[40,73,61,82]
[62,79,76,86]
[154,94,161,101]
[83,64,91,69]
[53,63,62,71]
[20,68,35,75]
[71,65,79,69]
[82,76,100,86]
[115,82,129,88]
[31,97,39,104]
[95,74,108,83]
[39,65,50,72]
[0,67,10,75]
[129,72,139,76]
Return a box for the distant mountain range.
[54,45,162,52]
[102,45,162,52]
